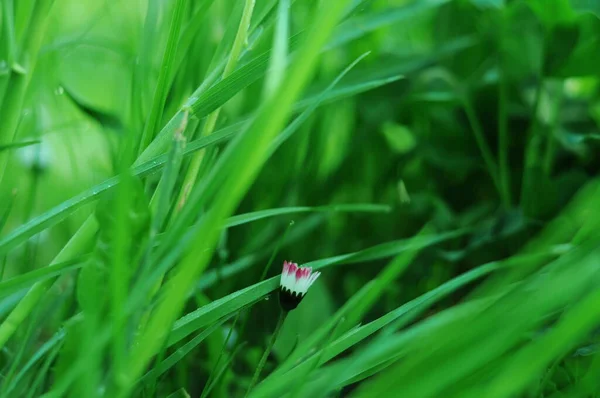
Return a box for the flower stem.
[201,221,294,397]
[245,310,286,397]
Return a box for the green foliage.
[1,0,600,397]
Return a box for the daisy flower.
[279,260,320,311]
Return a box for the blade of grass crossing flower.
[279,281,377,373]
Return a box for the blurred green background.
[2,0,600,397]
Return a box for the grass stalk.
[137,0,188,156]
[245,310,286,397]
[174,0,256,211]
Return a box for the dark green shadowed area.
[1,0,600,397]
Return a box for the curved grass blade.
[226,203,389,227]
[138,316,231,386]
[0,140,41,152]
[0,255,89,298]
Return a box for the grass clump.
[2,0,600,397]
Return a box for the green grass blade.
[224,204,390,228]
[137,316,230,386]
[0,0,54,184]
[137,0,187,154]
[0,256,88,298]
[0,140,41,152]
[263,0,289,98]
